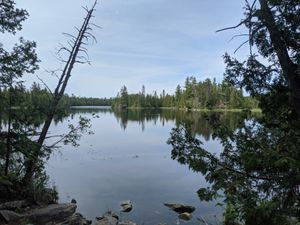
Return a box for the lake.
[46,108,251,225]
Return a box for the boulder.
[94,212,118,225]
[93,211,137,225]
[118,222,137,225]
[58,213,92,225]
[0,200,29,210]
[0,203,76,224]
[178,212,192,221]
[120,200,133,212]
[28,203,77,223]
[0,209,23,223]
[163,203,195,214]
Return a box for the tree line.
[0,82,113,112]
[0,77,258,110]
[113,77,259,110]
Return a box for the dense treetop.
[113,77,258,110]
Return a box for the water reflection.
[48,108,246,224]
[68,108,259,142]
[1,107,261,224]
[1,107,257,141]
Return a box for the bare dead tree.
[22,0,98,185]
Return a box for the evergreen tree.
[169,1,300,224]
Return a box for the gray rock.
[120,200,133,212]
[94,212,118,225]
[0,200,29,210]
[0,203,76,224]
[58,213,92,225]
[163,203,195,214]
[178,212,192,221]
[28,203,77,223]
[0,209,23,223]
[118,222,137,225]
[120,200,131,206]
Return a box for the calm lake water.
[46,108,251,225]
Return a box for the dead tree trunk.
[22,1,97,185]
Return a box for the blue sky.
[12,0,249,98]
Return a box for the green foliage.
[223,203,239,225]
[168,1,300,224]
[63,116,93,147]
[112,78,259,110]
[0,0,28,34]
[64,94,113,106]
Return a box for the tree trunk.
[259,0,300,117]
[22,1,97,185]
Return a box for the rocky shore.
[0,200,196,225]
[0,201,137,225]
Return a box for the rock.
[0,209,23,223]
[27,203,77,223]
[178,212,192,221]
[0,203,76,224]
[71,199,77,204]
[58,213,92,225]
[118,222,137,225]
[163,203,195,214]
[94,212,118,225]
[120,200,131,206]
[111,213,119,220]
[120,200,133,212]
[0,200,29,210]
[121,204,132,212]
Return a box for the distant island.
[112,76,259,111]
[0,76,259,111]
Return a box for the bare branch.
[35,75,54,97]
[62,32,77,39]
[58,46,72,54]
[74,26,80,33]
[75,60,89,64]
[44,68,61,80]
[90,23,102,29]
[82,6,89,12]
[216,20,246,33]
[44,134,64,139]
[229,34,249,42]
[234,40,249,54]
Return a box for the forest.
[0,77,258,110]
[113,77,259,110]
[0,82,113,110]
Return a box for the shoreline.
[111,106,262,113]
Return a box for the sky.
[11,0,249,98]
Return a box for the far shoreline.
[70,105,262,113]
